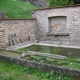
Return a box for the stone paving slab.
[6,40,37,50]
[21,51,67,59]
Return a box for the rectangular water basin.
[18,45,80,70]
[18,45,80,59]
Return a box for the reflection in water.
[19,45,80,59]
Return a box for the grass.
[0,60,74,80]
[0,0,37,18]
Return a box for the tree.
[73,0,80,4]
[48,0,74,7]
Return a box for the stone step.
[39,40,70,45]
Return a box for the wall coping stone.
[0,18,37,20]
[33,4,80,11]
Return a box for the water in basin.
[0,49,22,57]
[18,45,80,59]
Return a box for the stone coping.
[0,18,36,20]
[35,42,80,49]
[0,54,80,79]
[6,40,80,51]
[21,51,67,59]
[33,4,80,11]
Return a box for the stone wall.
[30,0,48,8]
[1,5,80,47]
[0,19,37,48]
[32,5,80,46]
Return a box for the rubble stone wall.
[0,19,37,48]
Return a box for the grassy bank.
[0,0,37,18]
[0,60,73,80]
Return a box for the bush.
[48,0,74,7]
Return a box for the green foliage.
[48,0,74,7]
[18,47,28,52]
[4,76,14,80]
[0,60,74,80]
[0,0,37,18]
[22,67,35,74]
[73,0,80,4]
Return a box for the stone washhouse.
[0,5,80,48]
